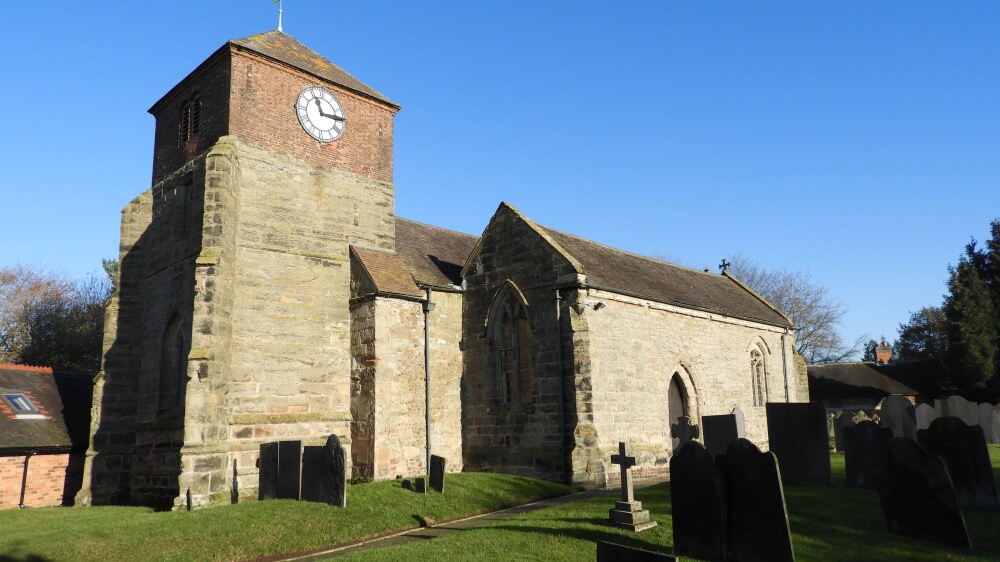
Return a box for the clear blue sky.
[2,1,998,356]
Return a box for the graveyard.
[1,447,999,561]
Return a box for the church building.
[78,31,807,509]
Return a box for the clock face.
[295,86,346,142]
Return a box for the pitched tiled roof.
[0,364,73,451]
[232,31,398,108]
[539,227,792,328]
[351,246,423,298]
[808,362,919,400]
[395,218,478,289]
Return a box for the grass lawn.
[0,473,574,562]
[335,446,1000,562]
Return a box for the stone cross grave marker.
[877,437,971,549]
[430,454,446,493]
[670,441,727,561]
[671,416,700,451]
[918,416,999,509]
[608,442,657,532]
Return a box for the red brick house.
[0,364,92,509]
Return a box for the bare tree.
[0,265,70,364]
[727,254,863,364]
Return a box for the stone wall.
[0,453,75,509]
[462,205,575,482]
[575,287,797,487]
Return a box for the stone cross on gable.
[611,441,637,503]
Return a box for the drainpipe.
[781,330,790,402]
[555,289,568,483]
[19,450,35,509]
[423,287,435,478]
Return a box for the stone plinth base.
[609,500,658,532]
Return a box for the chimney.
[875,339,892,365]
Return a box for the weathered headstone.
[258,442,279,500]
[843,421,892,488]
[731,406,746,438]
[430,454,446,493]
[671,416,700,451]
[937,396,978,427]
[976,403,1000,444]
[915,403,937,431]
[833,411,858,452]
[876,437,971,549]
[917,416,999,509]
[608,442,657,532]
[596,541,676,562]
[301,435,347,507]
[277,440,302,499]
[702,414,739,457]
[879,396,917,441]
[670,441,727,562]
[718,438,795,562]
[766,402,831,485]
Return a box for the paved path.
[282,477,668,561]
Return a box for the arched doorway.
[668,373,690,449]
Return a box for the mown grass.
[336,446,1000,562]
[0,473,574,562]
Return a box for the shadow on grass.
[0,555,53,562]
[483,522,673,555]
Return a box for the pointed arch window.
[159,314,187,413]
[750,348,767,407]
[488,285,533,405]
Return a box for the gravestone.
[937,396,978,426]
[766,402,831,485]
[917,416,999,509]
[879,396,917,441]
[843,421,892,488]
[670,441,727,561]
[876,437,971,549]
[670,416,700,451]
[277,440,302,499]
[976,403,1000,444]
[718,438,795,562]
[915,403,937,431]
[702,414,739,457]
[300,435,347,507]
[833,411,858,452]
[596,541,676,562]
[608,442,657,532]
[731,406,746,438]
[430,454,446,493]
[258,442,278,500]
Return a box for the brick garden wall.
[1,453,74,509]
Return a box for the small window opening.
[178,94,201,146]
[3,393,36,413]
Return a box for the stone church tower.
[79,31,403,509]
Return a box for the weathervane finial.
[274,0,284,32]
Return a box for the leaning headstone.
[258,442,279,500]
[430,454,446,493]
[670,441,727,562]
[702,414,739,457]
[596,541,676,562]
[277,440,302,499]
[876,437,971,549]
[917,416,999,509]
[671,416,700,451]
[766,402,831,485]
[833,411,858,452]
[915,403,937,431]
[718,438,795,562]
[937,396,978,426]
[608,442,657,532]
[976,403,1000,444]
[731,406,746,438]
[843,421,892,488]
[879,396,917,441]
[301,435,347,507]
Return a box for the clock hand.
[314,99,346,121]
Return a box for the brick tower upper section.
[148,31,400,186]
